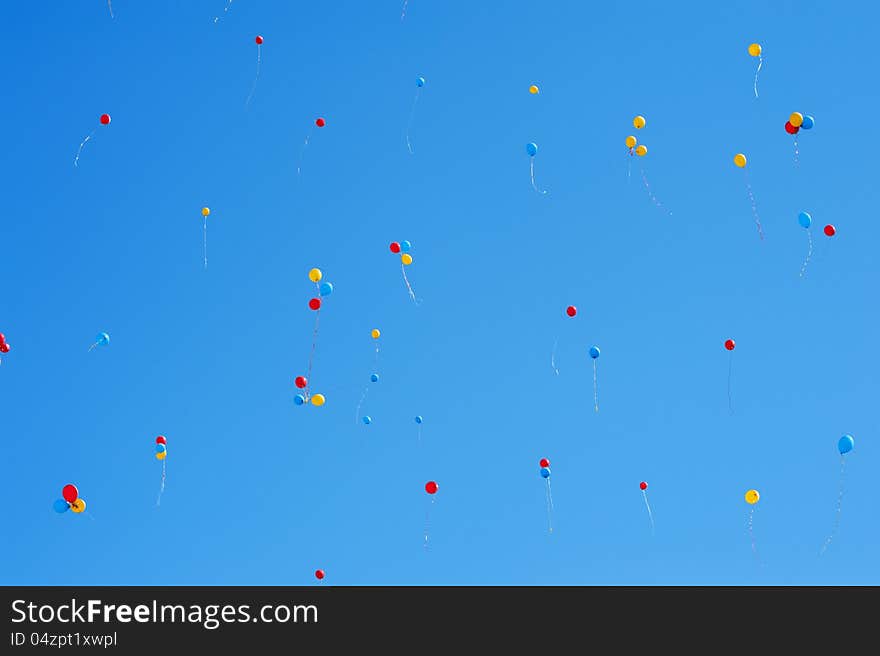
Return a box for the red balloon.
[724,339,735,351]
[425,481,438,495]
[824,224,836,237]
[0,333,6,344]
[539,458,550,468]
[308,298,321,310]
[100,113,111,125]
[315,117,326,128]
[639,481,648,491]
[315,569,325,580]
[62,484,78,504]
[255,35,264,45]
[294,376,307,389]
[389,242,401,253]
[0,343,8,354]
[784,121,799,134]
[565,306,577,317]
[156,436,167,445]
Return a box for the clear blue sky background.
[2,1,877,585]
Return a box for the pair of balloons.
[799,211,837,237]
[389,241,414,265]
[539,457,551,479]
[54,484,86,514]
[625,135,648,156]
[155,435,167,460]
[295,391,325,406]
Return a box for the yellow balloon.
[71,498,87,513]
[635,144,648,156]
[308,268,323,283]
[371,328,381,339]
[201,207,210,217]
[748,43,762,57]
[529,85,539,95]
[733,153,747,168]
[745,489,760,505]
[625,135,637,149]
[311,393,326,407]
[401,254,413,266]
[156,451,167,460]
[789,112,804,128]
[633,115,646,129]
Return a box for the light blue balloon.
[415,415,423,424]
[97,332,110,346]
[362,416,372,425]
[53,499,70,514]
[156,443,166,453]
[540,467,551,479]
[319,282,334,297]
[801,115,815,130]
[400,240,412,253]
[294,394,305,406]
[526,142,538,157]
[798,211,812,229]
[838,434,854,455]
[589,346,601,359]
[370,373,379,383]
[416,76,425,87]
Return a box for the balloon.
[315,569,325,580]
[308,298,321,310]
[784,121,799,135]
[801,115,815,130]
[156,444,166,453]
[100,113,111,125]
[319,282,334,296]
[156,451,166,460]
[311,394,325,407]
[255,35,264,45]
[0,333,5,344]
[639,481,648,491]
[566,305,577,317]
[362,416,372,425]
[748,43,762,57]
[295,376,307,389]
[156,436,167,445]
[589,346,600,359]
[838,434,854,455]
[53,499,70,513]
[202,207,210,217]
[389,242,401,254]
[294,394,305,406]
[370,373,379,382]
[633,115,646,129]
[315,118,326,127]
[625,135,637,149]
[371,328,381,339]
[539,458,550,468]
[71,498,86,513]
[400,240,412,253]
[745,489,760,505]
[540,467,551,479]
[97,332,110,346]
[401,254,413,266]
[526,142,538,156]
[415,415,423,424]
[417,76,425,87]
[635,144,648,156]
[734,153,747,168]
[425,481,438,494]
[798,211,812,229]
[0,343,9,354]
[725,339,735,351]
[62,484,79,504]
[529,85,539,95]
[824,224,836,237]
[308,268,323,283]
[789,112,804,128]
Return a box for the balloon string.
[748,507,759,561]
[74,130,95,168]
[245,44,261,110]
[820,456,846,555]
[214,0,233,23]
[401,0,409,21]
[401,264,419,304]
[354,386,369,424]
[424,497,434,550]
[88,341,98,352]
[405,89,420,154]
[417,424,422,444]
[157,460,166,507]
[545,479,554,534]
[627,151,632,182]
[642,490,655,535]
[305,304,321,399]
[529,157,548,195]
[753,56,762,98]
[727,353,733,415]
[800,229,812,278]
[744,170,764,240]
[793,136,800,167]
[592,359,599,413]
[108,0,114,19]
[551,336,559,376]
[297,128,313,177]
[640,166,671,216]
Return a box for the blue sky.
[1,1,878,585]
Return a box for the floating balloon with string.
[297,117,327,176]
[745,488,760,560]
[300,268,331,403]
[155,436,168,507]
[798,211,813,277]
[821,435,854,555]
[539,459,554,534]
[589,346,601,412]
[415,415,424,442]
[525,142,547,194]
[748,43,763,98]
[424,480,438,549]
[74,113,111,168]
[724,339,736,413]
[390,240,420,303]
[88,332,110,352]
[355,329,382,425]
[639,481,654,534]
[405,76,426,154]
[55,483,86,517]
[245,35,264,109]
[551,305,578,376]
[199,207,211,269]
[733,153,763,240]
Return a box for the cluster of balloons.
[389,240,414,266]
[53,484,86,515]
[155,435,167,460]
[307,267,333,310]
[0,331,11,362]
[784,111,815,134]
[294,375,325,407]
[625,115,648,157]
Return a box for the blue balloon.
[53,499,70,514]
[801,115,815,130]
[400,240,412,253]
[415,415,423,424]
[370,373,379,383]
[319,282,334,297]
[97,332,110,346]
[526,142,538,157]
[838,434,854,455]
[294,394,305,406]
[362,416,372,425]
[156,443,166,453]
[589,346,601,359]
[540,467,551,479]
[416,76,425,87]
[798,211,812,229]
